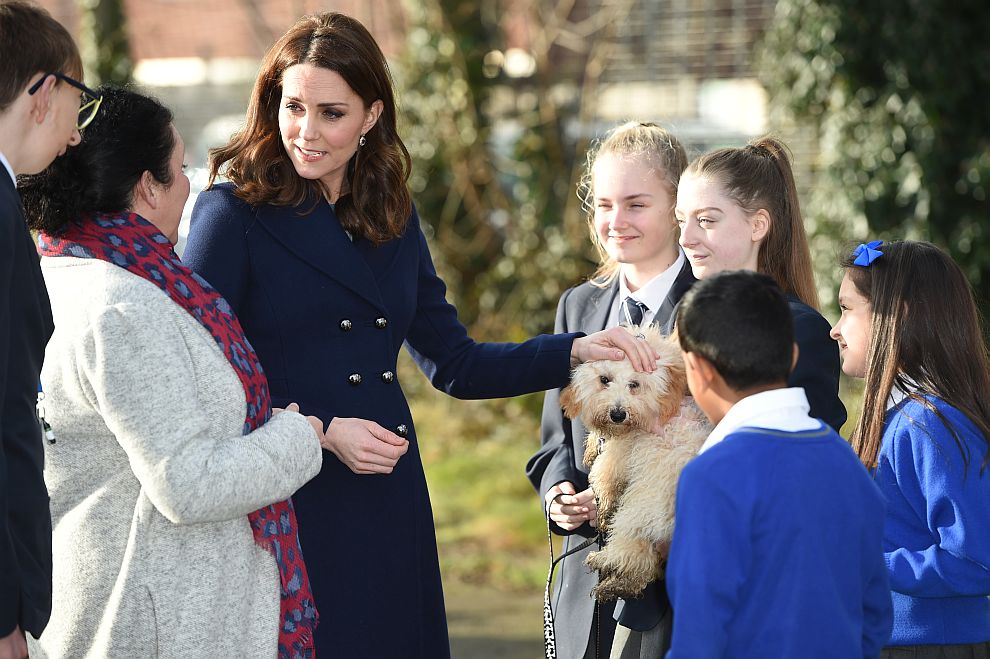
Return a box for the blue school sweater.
[665,424,892,659]
[878,397,990,645]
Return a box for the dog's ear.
[560,384,579,420]
[656,338,688,425]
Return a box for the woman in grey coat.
[18,87,325,659]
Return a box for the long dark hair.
[208,12,412,244]
[845,240,990,472]
[685,136,819,309]
[18,85,175,233]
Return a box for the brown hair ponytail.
[685,136,819,309]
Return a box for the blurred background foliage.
[394,0,635,344]
[759,0,990,305]
[79,0,132,85]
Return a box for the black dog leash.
[543,514,599,659]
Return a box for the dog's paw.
[585,548,610,573]
[592,573,649,601]
[592,573,646,601]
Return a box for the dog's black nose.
[609,407,627,423]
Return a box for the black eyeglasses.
[28,72,103,130]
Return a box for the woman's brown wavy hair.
[207,12,412,244]
[685,136,820,309]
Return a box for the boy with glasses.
[0,3,94,657]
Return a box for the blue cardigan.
[877,397,990,645]
[665,425,892,658]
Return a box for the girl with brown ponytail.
[674,136,846,431]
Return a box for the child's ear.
[751,208,771,243]
[683,351,715,396]
[559,385,578,420]
[29,74,57,125]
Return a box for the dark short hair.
[0,1,82,112]
[19,85,175,233]
[676,270,794,391]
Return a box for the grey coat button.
[381,370,395,383]
[348,373,362,385]
[396,423,408,438]
[339,319,353,331]
[375,317,388,329]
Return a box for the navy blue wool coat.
[184,183,578,658]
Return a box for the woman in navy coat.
[183,13,654,658]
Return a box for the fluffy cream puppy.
[561,325,710,600]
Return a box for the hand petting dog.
[570,325,659,372]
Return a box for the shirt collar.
[619,250,686,317]
[0,152,15,187]
[699,387,821,454]
[886,375,918,410]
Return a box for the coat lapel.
[254,200,386,310]
[579,280,619,333]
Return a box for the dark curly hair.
[18,85,175,234]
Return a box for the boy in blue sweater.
[665,271,892,658]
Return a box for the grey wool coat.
[29,257,322,659]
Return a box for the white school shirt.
[698,387,822,455]
[609,250,686,328]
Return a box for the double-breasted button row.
[345,371,396,386]
[339,317,388,331]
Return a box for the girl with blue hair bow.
[831,240,990,656]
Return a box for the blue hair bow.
[852,240,884,266]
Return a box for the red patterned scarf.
[39,212,318,658]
